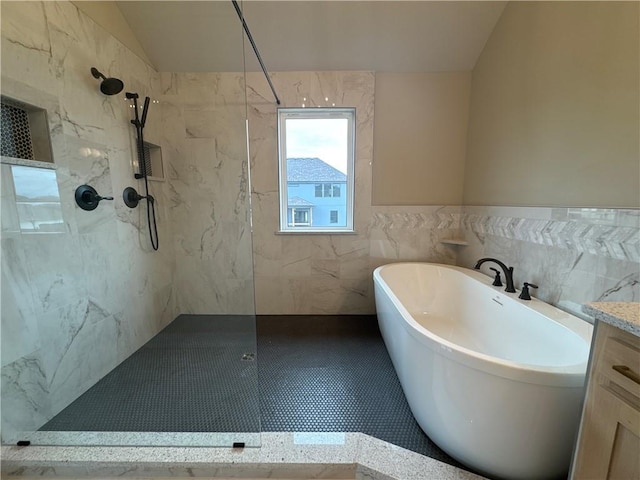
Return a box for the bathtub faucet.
[474,258,516,293]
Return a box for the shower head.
[90,67,124,96]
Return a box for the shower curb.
[1,432,485,480]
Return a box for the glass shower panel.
[0,0,259,448]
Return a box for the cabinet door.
[573,384,639,479]
[572,322,640,480]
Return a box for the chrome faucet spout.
[474,258,516,293]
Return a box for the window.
[292,208,310,226]
[9,165,64,233]
[315,183,341,198]
[278,108,355,232]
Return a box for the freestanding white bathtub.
[373,262,593,480]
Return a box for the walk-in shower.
[0,0,262,450]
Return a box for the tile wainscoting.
[253,206,462,315]
[458,206,639,319]
[251,203,638,317]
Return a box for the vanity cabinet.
[571,321,640,480]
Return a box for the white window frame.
[277,107,355,233]
[288,207,312,227]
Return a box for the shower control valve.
[123,186,144,208]
[75,185,113,211]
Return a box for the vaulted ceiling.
[115,1,507,72]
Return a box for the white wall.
[463,1,639,208]
[373,72,471,206]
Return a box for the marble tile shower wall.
[245,71,461,314]
[457,206,639,318]
[1,1,177,440]
[153,70,460,315]
[159,72,255,314]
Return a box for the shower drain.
[241,353,255,361]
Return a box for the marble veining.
[159,72,254,315]
[246,71,459,314]
[0,157,57,170]
[458,206,639,320]
[463,207,639,262]
[1,0,177,440]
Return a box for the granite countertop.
[583,302,640,337]
[1,432,486,480]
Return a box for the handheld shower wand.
[124,91,159,251]
[141,96,150,128]
[127,92,151,180]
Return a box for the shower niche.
[133,140,164,181]
[0,95,54,164]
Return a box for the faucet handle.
[518,282,538,301]
[489,267,503,287]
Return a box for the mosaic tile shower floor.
[40,314,460,469]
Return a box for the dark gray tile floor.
[41,315,260,432]
[257,314,460,467]
[41,314,462,470]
